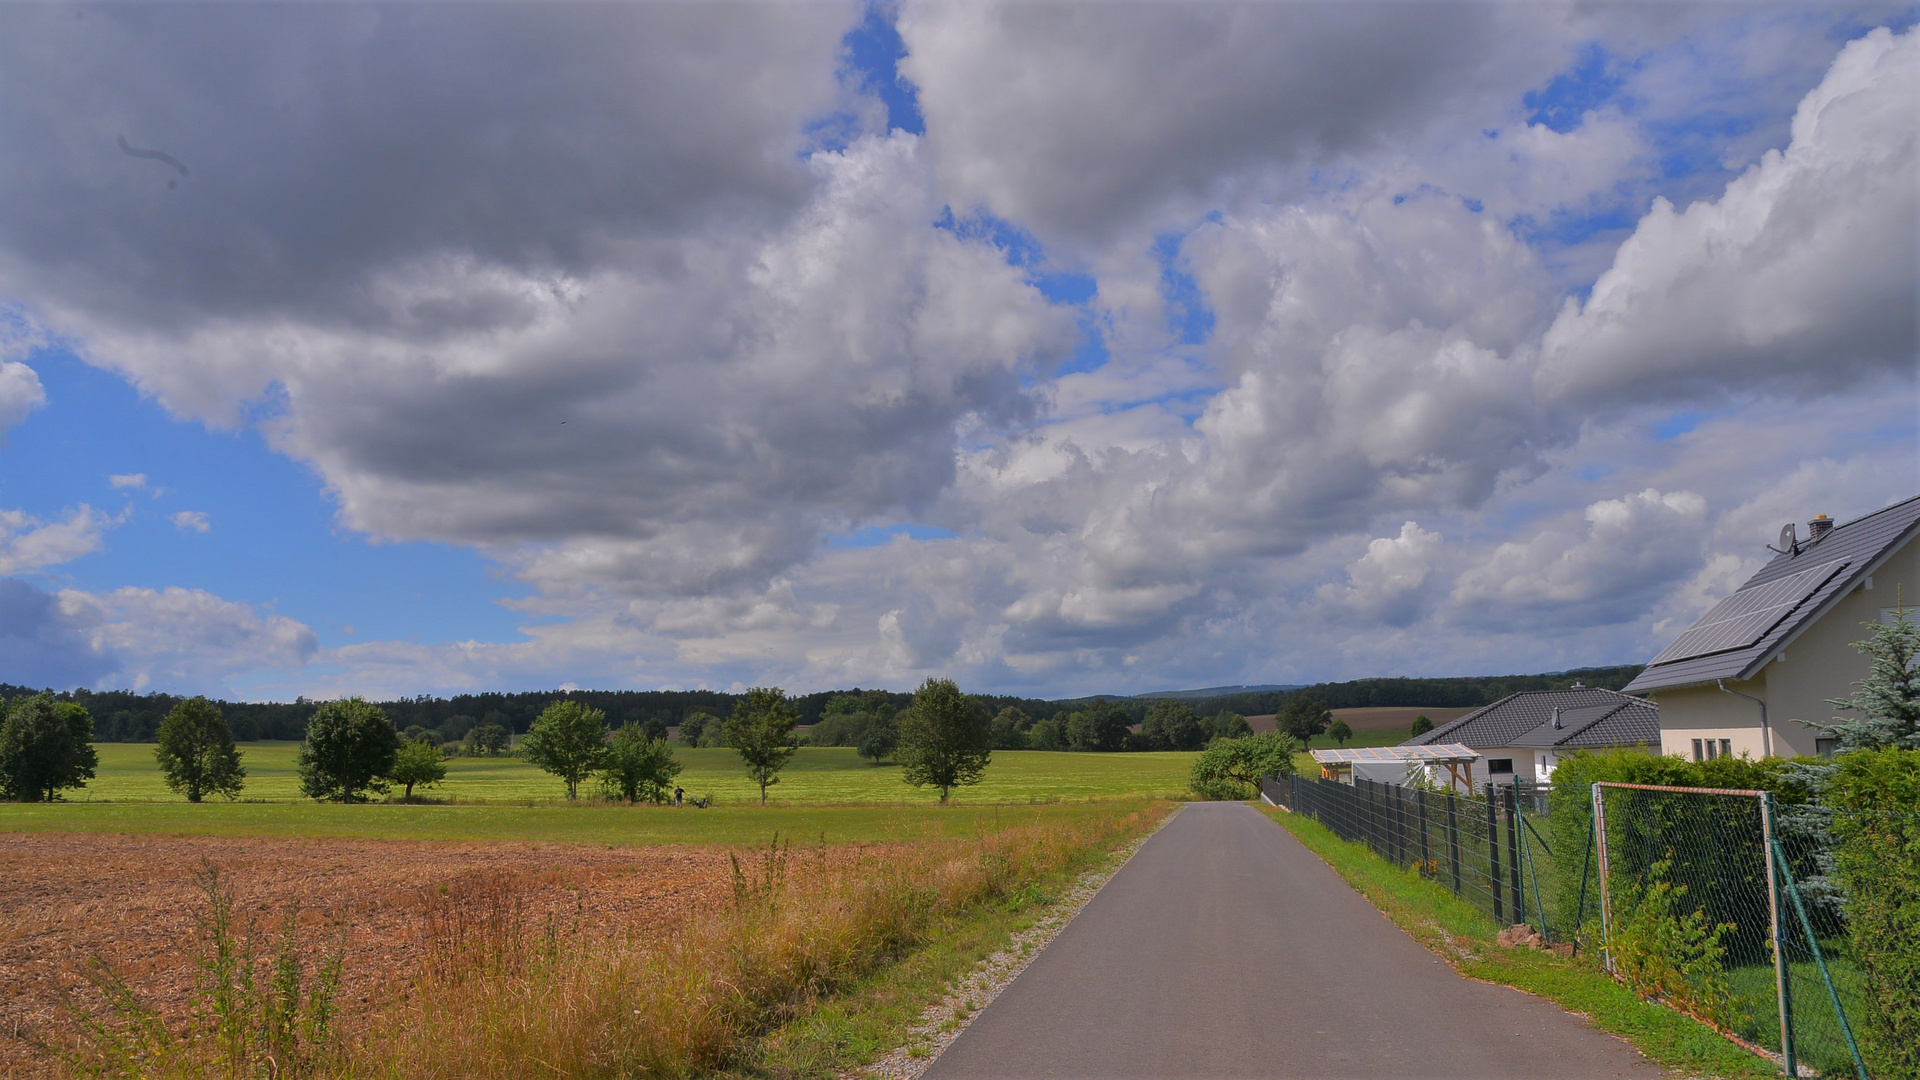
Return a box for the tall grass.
[61,805,1162,1079]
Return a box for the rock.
[1496,923,1545,949]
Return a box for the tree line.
[0,664,1640,748]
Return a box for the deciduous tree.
[297,698,398,803]
[724,687,799,805]
[1328,718,1354,747]
[390,738,446,800]
[465,723,511,756]
[1141,700,1206,751]
[1410,715,1435,738]
[0,695,98,802]
[1276,696,1332,746]
[602,722,682,803]
[1066,700,1130,752]
[521,700,609,799]
[896,678,991,803]
[1189,732,1298,800]
[154,697,246,802]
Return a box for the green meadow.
[54,742,1198,807]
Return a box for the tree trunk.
[760,778,767,806]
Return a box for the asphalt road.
[923,802,1662,1080]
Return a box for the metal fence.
[1590,783,1866,1080]
[1268,773,1873,1079]
[1268,773,1558,938]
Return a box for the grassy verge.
[65,804,1168,1079]
[1262,807,1777,1080]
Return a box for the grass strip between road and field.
[1261,806,1779,1080]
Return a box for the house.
[1403,687,1661,786]
[1624,494,1920,761]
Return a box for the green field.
[0,797,1156,847]
[58,742,1198,807]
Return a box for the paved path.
[923,802,1661,1079]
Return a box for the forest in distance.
[1,665,1640,744]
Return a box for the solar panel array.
[1648,559,1850,666]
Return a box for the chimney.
[1551,707,1562,729]
[1808,514,1833,543]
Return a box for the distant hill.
[1131,684,1303,700]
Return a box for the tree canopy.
[296,698,398,802]
[390,738,446,800]
[1276,696,1332,745]
[896,678,991,803]
[0,695,97,802]
[1141,700,1206,751]
[724,687,799,805]
[521,700,609,799]
[602,722,681,803]
[1189,732,1298,800]
[154,696,245,802]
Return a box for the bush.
[297,699,399,803]
[390,739,447,800]
[521,701,609,800]
[601,723,682,803]
[1188,732,1297,800]
[1410,714,1434,737]
[0,694,98,802]
[1828,747,1920,1078]
[155,697,246,802]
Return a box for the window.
[1720,739,1733,759]
[1692,739,1704,762]
[1816,738,1838,758]
[1488,758,1514,774]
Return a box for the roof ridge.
[1833,492,1920,532]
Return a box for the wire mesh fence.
[1265,774,1873,1079]
[1269,774,1559,939]
[1589,783,1866,1079]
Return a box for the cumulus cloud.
[1537,27,1917,405]
[1317,522,1444,627]
[1451,489,1710,627]
[57,585,318,692]
[0,505,112,573]
[108,473,147,490]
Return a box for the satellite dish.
[1768,523,1799,556]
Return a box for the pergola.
[1309,744,1480,791]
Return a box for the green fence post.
[1506,781,1525,928]
[1771,833,1868,1080]
[1488,784,1504,923]
[1447,791,1462,895]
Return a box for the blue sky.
[0,2,1913,699]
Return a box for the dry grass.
[48,805,1164,1079]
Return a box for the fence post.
[1506,781,1525,927]
[1418,788,1431,876]
[1487,784,1504,922]
[1772,832,1868,1080]
[1592,783,1613,975]
[1447,791,1462,895]
[1759,793,1794,1078]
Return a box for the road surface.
[923,801,1661,1079]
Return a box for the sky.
[0,1,1915,701]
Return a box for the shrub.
[0,694,98,802]
[601,723,682,803]
[297,699,399,803]
[1410,714,1434,737]
[521,700,609,800]
[390,739,447,800]
[1188,732,1297,800]
[154,697,246,802]
[1828,747,1920,1078]
[1607,858,1735,1029]
[896,678,991,803]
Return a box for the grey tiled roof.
[1626,494,1920,694]
[1404,688,1658,751]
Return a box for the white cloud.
[1537,27,1917,407]
[170,510,210,533]
[0,504,111,573]
[0,359,43,441]
[56,585,318,693]
[1317,522,1444,627]
[108,473,147,490]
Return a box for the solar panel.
[1648,559,1849,666]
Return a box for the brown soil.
[0,832,743,1076]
